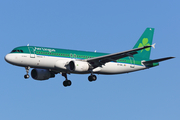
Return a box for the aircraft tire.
[92,75,97,81]
[88,76,93,82]
[24,74,29,79]
[88,75,97,82]
[63,80,72,87]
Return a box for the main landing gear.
[61,73,97,87]
[62,73,72,87]
[88,74,97,82]
[24,66,30,79]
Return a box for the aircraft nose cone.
[5,54,9,62]
[5,54,14,63]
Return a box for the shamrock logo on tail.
[138,38,150,52]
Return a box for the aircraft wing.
[85,45,152,68]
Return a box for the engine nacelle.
[55,60,90,72]
[31,69,54,80]
[68,61,90,72]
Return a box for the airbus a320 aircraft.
[5,28,174,87]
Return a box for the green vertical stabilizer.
[133,28,154,60]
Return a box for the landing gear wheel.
[88,76,93,82]
[63,80,72,87]
[67,80,72,86]
[24,74,29,79]
[92,75,97,81]
[88,75,97,82]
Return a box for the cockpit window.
[11,50,16,53]
[11,49,24,53]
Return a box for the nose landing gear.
[24,66,30,79]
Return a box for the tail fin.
[133,28,154,60]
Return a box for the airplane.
[5,28,174,87]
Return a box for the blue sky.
[0,0,179,120]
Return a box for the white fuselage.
[5,53,147,75]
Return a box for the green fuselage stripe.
[11,46,149,66]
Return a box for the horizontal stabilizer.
[143,57,175,64]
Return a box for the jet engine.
[68,61,90,72]
[55,60,90,72]
[31,68,55,80]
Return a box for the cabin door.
[28,47,35,58]
[129,56,135,68]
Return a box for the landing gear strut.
[62,73,72,87]
[24,66,30,79]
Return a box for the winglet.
[152,43,156,49]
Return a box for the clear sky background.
[0,0,179,120]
